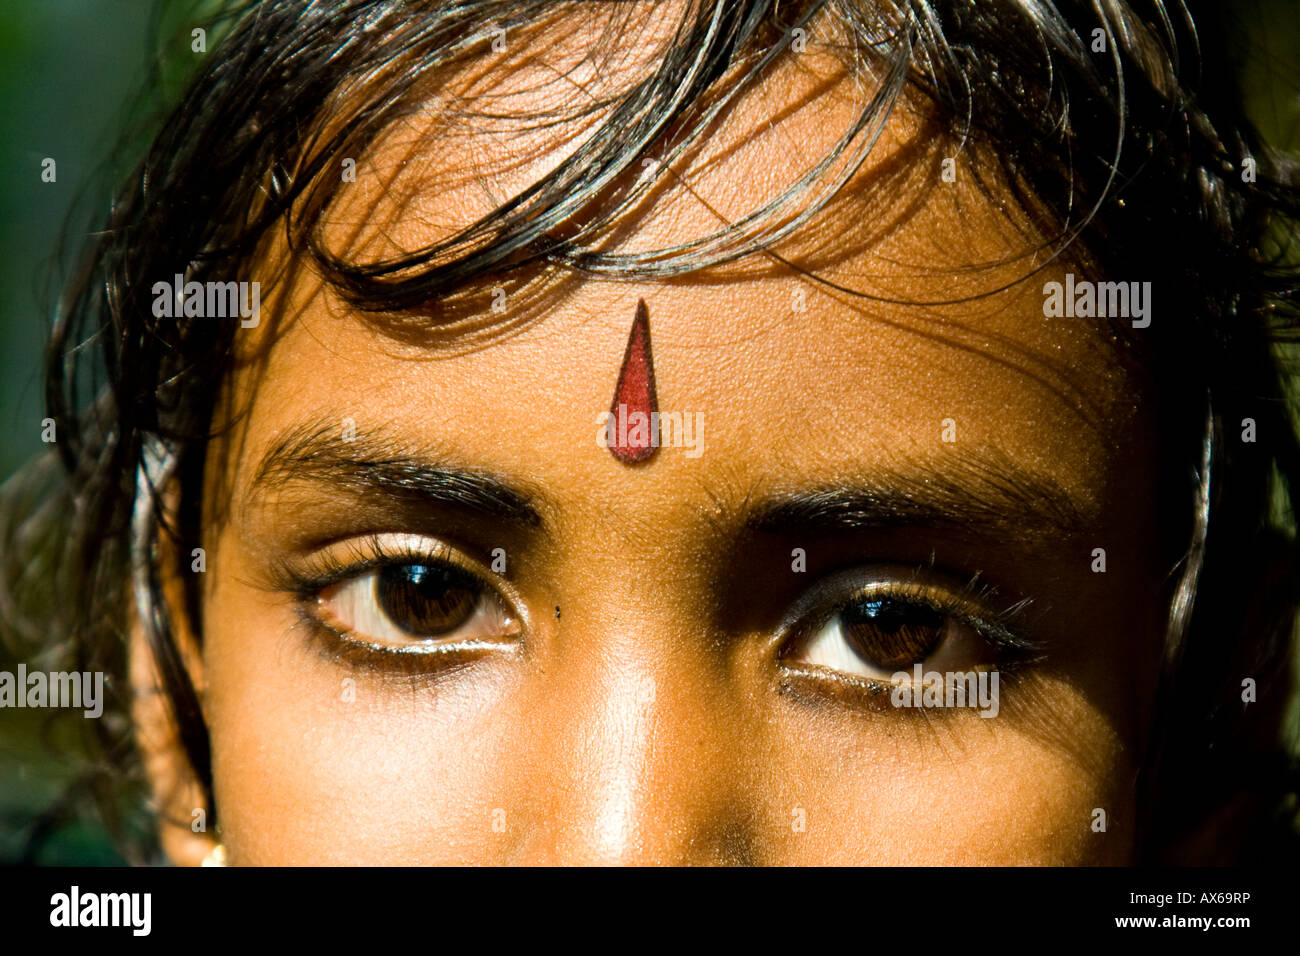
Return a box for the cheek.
[202,582,531,864]
[763,675,1136,864]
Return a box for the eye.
[779,569,1028,685]
[305,537,522,652]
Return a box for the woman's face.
[150,30,1171,864]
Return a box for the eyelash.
[831,577,1037,654]
[270,534,512,671]
[776,570,1042,685]
[271,541,1042,688]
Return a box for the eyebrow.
[251,422,1091,543]
[251,421,542,527]
[746,449,1096,543]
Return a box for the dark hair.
[4,0,1298,862]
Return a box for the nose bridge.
[573,657,665,859]
[524,614,759,865]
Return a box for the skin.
[134,10,1172,865]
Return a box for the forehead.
[219,8,1149,521]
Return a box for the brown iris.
[375,564,479,637]
[840,596,945,669]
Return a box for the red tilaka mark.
[607,299,659,464]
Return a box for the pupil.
[840,597,944,669]
[375,564,479,637]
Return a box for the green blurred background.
[0,1,161,864]
[0,1,1297,864]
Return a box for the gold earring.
[200,844,227,867]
